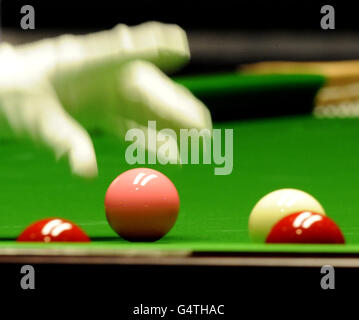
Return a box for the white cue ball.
[249,188,326,242]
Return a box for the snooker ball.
[266,211,345,244]
[249,188,325,242]
[17,218,90,242]
[105,168,180,241]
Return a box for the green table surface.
[1,115,359,254]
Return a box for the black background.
[0,0,354,31]
[0,263,350,313]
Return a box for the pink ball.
[105,168,180,241]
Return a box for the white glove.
[0,22,212,178]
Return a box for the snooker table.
[1,73,359,300]
[2,114,359,257]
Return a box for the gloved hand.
[0,22,212,178]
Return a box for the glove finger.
[38,95,98,178]
[0,86,98,178]
[115,60,213,135]
[19,21,190,78]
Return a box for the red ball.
[105,168,180,241]
[266,211,345,244]
[17,218,90,242]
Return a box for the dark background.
[0,263,349,313]
[2,1,359,74]
[0,0,352,31]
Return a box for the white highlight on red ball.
[41,219,73,237]
[293,211,312,228]
[51,223,72,236]
[295,212,323,229]
[41,219,62,235]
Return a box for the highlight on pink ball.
[105,168,180,241]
